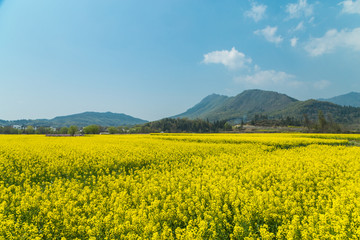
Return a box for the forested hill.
[319,92,360,107]
[2,90,360,129]
[173,89,360,127]
[272,99,360,125]
[174,89,298,122]
[172,94,229,119]
[1,112,147,128]
[49,112,147,127]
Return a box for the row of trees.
[0,125,81,135]
[250,115,302,127]
[132,118,233,133]
[303,111,342,133]
[0,124,132,135]
[0,112,347,134]
[246,112,344,133]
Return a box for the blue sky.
[0,0,360,121]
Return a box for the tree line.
[131,118,233,133]
[0,118,233,135]
[0,112,348,134]
[0,125,81,135]
[248,111,344,133]
[303,111,342,133]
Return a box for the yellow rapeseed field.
[1,133,360,239]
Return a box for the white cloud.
[203,48,303,91]
[235,70,299,86]
[289,21,305,33]
[203,47,252,70]
[235,69,330,92]
[286,0,314,19]
[254,26,283,44]
[340,0,360,14]
[294,21,304,31]
[245,2,267,22]
[290,37,298,47]
[305,28,360,56]
[313,80,331,90]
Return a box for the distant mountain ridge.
[319,92,360,107]
[172,93,229,119]
[174,89,298,122]
[0,112,147,128]
[174,89,360,126]
[2,90,360,129]
[272,99,360,125]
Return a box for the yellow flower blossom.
[0,134,359,239]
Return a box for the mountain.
[209,89,298,121]
[174,89,298,122]
[173,89,360,129]
[3,90,360,129]
[319,92,360,107]
[49,112,147,127]
[1,112,147,128]
[271,99,360,125]
[173,94,229,119]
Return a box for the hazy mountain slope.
[173,94,229,119]
[319,92,360,107]
[10,119,50,127]
[173,89,360,126]
[0,112,147,128]
[208,89,298,121]
[3,90,360,129]
[176,89,298,122]
[271,99,360,124]
[49,112,147,127]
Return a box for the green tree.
[317,110,327,132]
[107,126,117,134]
[303,113,311,131]
[224,122,233,131]
[3,126,19,134]
[68,125,78,136]
[36,127,52,134]
[327,114,342,133]
[25,126,35,134]
[83,125,100,134]
[59,127,69,134]
[117,126,128,133]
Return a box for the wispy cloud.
[235,70,299,87]
[286,0,314,19]
[294,21,305,31]
[290,37,298,47]
[254,26,283,44]
[204,48,302,89]
[203,47,252,70]
[245,2,267,22]
[340,0,360,14]
[313,80,331,90]
[305,28,360,56]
